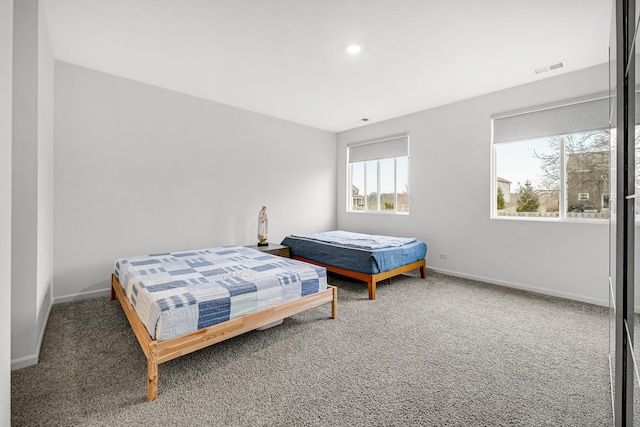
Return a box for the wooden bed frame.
[111,274,337,401]
[291,257,426,300]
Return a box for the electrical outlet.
[439,253,448,260]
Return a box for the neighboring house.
[352,185,364,210]
[497,177,511,204]
[565,151,609,211]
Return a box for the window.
[618,125,640,218]
[492,95,610,220]
[348,134,409,213]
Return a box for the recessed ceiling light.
[346,43,362,55]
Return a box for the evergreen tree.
[497,186,506,210]
[516,181,540,212]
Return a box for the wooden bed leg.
[368,279,376,300]
[111,283,116,301]
[420,263,426,279]
[147,342,158,401]
[331,286,338,319]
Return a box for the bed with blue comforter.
[281,230,427,300]
[111,245,337,400]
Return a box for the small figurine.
[257,206,268,246]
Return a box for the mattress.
[281,234,427,275]
[114,246,327,341]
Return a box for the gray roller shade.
[493,95,611,144]
[348,134,409,163]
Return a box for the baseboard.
[36,290,52,356]
[13,287,110,369]
[11,353,38,370]
[53,287,111,304]
[12,287,54,370]
[429,267,609,308]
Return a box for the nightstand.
[245,243,291,258]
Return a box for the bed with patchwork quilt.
[111,245,337,400]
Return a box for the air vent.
[548,61,564,70]
[534,61,564,75]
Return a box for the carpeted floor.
[11,271,612,426]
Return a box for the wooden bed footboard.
[291,257,426,300]
[111,274,337,401]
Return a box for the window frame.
[490,93,611,223]
[347,133,410,215]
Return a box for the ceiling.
[42,0,612,133]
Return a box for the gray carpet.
[12,271,612,426]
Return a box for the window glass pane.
[379,158,395,211]
[565,130,610,219]
[617,125,640,219]
[351,162,365,211]
[396,156,409,212]
[495,138,559,217]
[365,160,378,211]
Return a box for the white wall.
[0,0,12,422]
[337,64,610,306]
[53,62,336,300]
[36,0,54,336]
[11,0,54,368]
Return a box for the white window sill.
[490,215,609,225]
[347,210,409,216]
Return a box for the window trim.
[347,133,410,215]
[490,93,611,223]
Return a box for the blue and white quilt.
[299,230,416,250]
[114,246,327,341]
